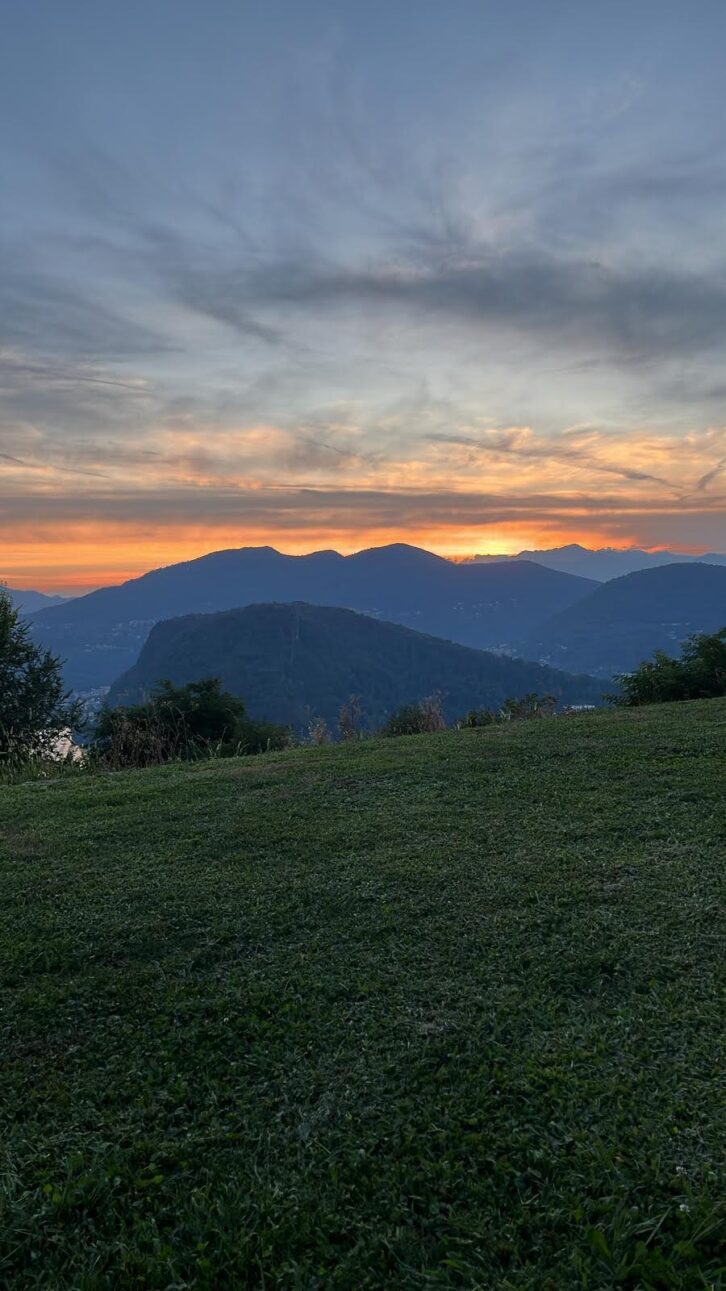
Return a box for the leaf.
[586,1228,613,1262]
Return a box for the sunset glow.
[2,4,725,593]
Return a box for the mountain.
[29,544,597,691]
[470,543,726,582]
[521,562,726,677]
[108,601,606,728]
[2,586,67,614]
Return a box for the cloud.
[1,483,724,530]
[28,135,726,386]
[0,357,150,392]
[425,426,678,491]
[229,246,726,368]
[3,84,726,592]
[0,444,109,479]
[696,457,726,491]
[0,262,171,360]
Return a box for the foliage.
[461,693,558,727]
[384,691,561,737]
[338,694,364,740]
[92,677,288,768]
[457,697,552,728]
[460,706,500,727]
[306,715,331,745]
[381,692,446,736]
[0,700,723,1286]
[615,627,726,705]
[0,586,80,765]
[500,691,557,720]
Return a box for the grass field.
[0,701,724,1288]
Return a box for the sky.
[2,0,726,593]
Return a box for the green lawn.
[0,702,724,1288]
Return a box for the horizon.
[5,536,724,599]
[3,2,726,590]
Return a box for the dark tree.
[93,677,289,768]
[615,628,726,706]
[0,588,79,760]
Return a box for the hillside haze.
[2,586,67,614]
[109,601,605,728]
[522,562,726,676]
[472,543,726,581]
[29,543,597,691]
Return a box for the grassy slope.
[0,702,724,1289]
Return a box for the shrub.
[338,695,364,741]
[500,692,557,721]
[92,678,289,768]
[615,628,726,706]
[381,692,446,737]
[460,708,500,728]
[307,716,331,745]
[458,694,557,728]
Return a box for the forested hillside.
[109,600,605,727]
[522,562,726,676]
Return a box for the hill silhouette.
[108,601,606,729]
[29,543,597,690]
[522,562,726,676]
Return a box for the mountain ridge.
[470,544,726,582]
[29,543,597,691]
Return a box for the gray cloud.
[38,135,726,383]
[0,262,171,361]
[426,429,677,491]
[3,485,724,529]
[232,248,726,367]
[0,359,150,392]
[696,457,726,491]
[0,446,108,478]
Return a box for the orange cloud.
[2,421,725,592]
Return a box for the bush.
[460,708,500,728]
[458,694,557,728]
[381,693,446,737]
[92,678,289,768]
[500,692,557,721]
[338,695,364,741]
[615,628,726,706]
[0,587,80,766]
[307,716,331,745]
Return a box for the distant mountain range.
[28,544,596,692]
[109,601,606,728]
[2,586,67,614]
[470,543,726,582]
[522,563,726,677]
[23,544,726,695]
